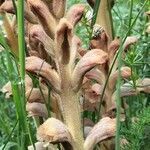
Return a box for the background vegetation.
[0,0,149,149]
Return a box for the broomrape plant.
[0,0,149,150]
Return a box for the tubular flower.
[0,0,149,150]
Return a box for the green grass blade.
[115,1,148,149]
[91,0,101,26]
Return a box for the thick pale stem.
[60,65,84,150]
[96,0,113,41]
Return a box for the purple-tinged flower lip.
[72,49,108,91]
[66,4,85,27]
[37,118,73,148]
[26,102,48,118]
[25,56,61,93]
[28,0,57,39]
[84,117,116,150]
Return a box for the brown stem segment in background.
[96,0,113,42]
[2,13,18,57]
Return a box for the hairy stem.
[60,64,84,150]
